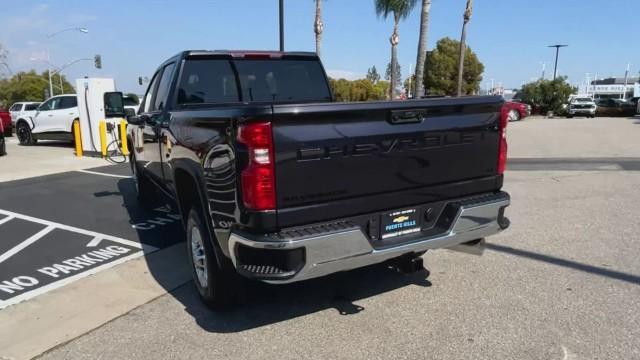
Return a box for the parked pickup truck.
[127,50,511,308]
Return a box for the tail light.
[237,122,276,210]
[497,105,509,174]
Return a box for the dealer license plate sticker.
[381,208,420,239]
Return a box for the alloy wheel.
[190,226,208,288]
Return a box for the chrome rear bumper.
[228,192,510,284]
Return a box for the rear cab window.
[176,56,332,106]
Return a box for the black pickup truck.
[127,50,510,308]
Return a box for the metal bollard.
[99,121,107,158]
[119,119,128,156]
[73,120,83,157]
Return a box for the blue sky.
[0,0,637,94]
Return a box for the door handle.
[389,109,426,124]
[48,114,54,117]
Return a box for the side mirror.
[127,115,143,125]
[104,91,125,118]
[124,107,136,118]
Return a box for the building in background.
[584,77,639,100]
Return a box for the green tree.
[375,0,418,99]
[125,93,140,103]
[314,0,325,57]
[0,70,75,107]
[519,77,576,114]
[328,78,389,102]
[423,37,484,96]
[366,66,381,84]
[385,61,401,83]
[413,0,432,97]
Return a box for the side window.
[153,63,176,111]
[49,97,63,110]
[59,96,78,109]
[39,98,58,111]
[141,72,161,114]
[9,104,22,111]
[177,59,238,105]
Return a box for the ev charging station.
[75,77,126,158]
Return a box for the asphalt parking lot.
[0,163,183,309]
[2,116,640,360]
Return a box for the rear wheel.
[4,126,12,137]
[186,208,240,309]
[16,121,36,145]
[507,109,521,122]
[566,115,573,119]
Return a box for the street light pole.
[279,0,284,51]
[45,27,89,98]
[548,44,568,80]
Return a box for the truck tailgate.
[271,96,504,227]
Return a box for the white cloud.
[326,69,364,81]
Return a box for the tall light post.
[45,27,88,97]
[622,63,630,100]
[279,0,284,51]
[548,44,568,81]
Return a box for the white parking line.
[76,169,131,179]
[0,225,54,264]
[0,208,160,310]
[0,251,145,310]
[0,215,14,226]
[0,208,154,252]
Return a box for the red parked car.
[0,109,11,136]
[504,101,531,121]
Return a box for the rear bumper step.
[229,192,510,283]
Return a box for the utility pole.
[279,0,284,51]
[622,63,630,100]
[456,0,473,96]
[548,44,568,80]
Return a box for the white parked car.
[15,95,79,145]
[123,95,140,115]
[9,101,41,129]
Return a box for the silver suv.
[567,97,597,118]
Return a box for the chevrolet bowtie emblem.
[393,216,410,223]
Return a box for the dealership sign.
[588,84,635,94]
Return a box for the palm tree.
[414,0,431,98]
[314,0,325,57]
[375,0,418,100]
[456,0,473,96]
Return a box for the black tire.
[130,152,156,208]
[16,121,36,145]
[566,115,573,119]
[186,208,240,309]
[4,127,12,137]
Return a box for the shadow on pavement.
[486,243,640,285]
[177,265,431,333]
[115,178,432,333]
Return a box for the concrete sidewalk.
[0,138,111,182]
